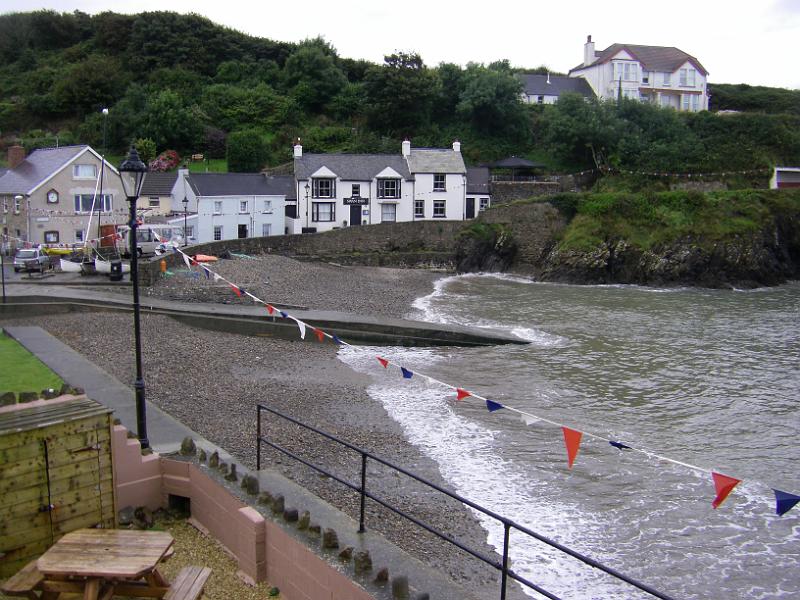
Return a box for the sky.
[2,0,799,89]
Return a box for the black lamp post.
[182,196,188,246]
[304,182,310,230]
[119,145,149,449]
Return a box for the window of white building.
[149,198,160,207]
[312,202,335,222]
[663,72,671,87]
[433,200,446,218]
[381,204,396,222]
[213,201,222,214]
[262,199,272,213]
[213,225,223,240]
[239,201,248,213]
[614,62,638,81]
[679,68,696,87]
[479,198,490,211]
[262,223,272,237]
[433,174,446,191]
[377,179,400,199]
[414,199,424,218]
[312,178,335,198]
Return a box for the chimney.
[293,139,302,158]
[452,140,461,153]
[8,145,25,170]
[546,71,551,85]
[584,35,596,67]
[401,139,411,157]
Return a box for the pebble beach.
[1,254,514,598]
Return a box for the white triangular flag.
[521,414,539,426]
[182,253,191,269]
[291,317,306,339]
[213,273,222,282]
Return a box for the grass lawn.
[0,332,63,394]
[187,159,228,173]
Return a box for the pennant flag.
[213,273,222,282]
[711,472,741,509]
[230,285,242,298]
[377,357,389,368]
[609,440,632,451]
[292,318,306,340]
[773,489,800,516]
[486,399,504,412]
[312,327,325,342]
[279,311,288,319]
[182,253,192,269]
[332,335,343,345]
[562,427,583,469]
[265,304,275,315]
[456,388,471,401]
[202,266,211,279]
[401,367,414,379]
[521,414,539,426]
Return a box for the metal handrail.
[256,403,676,600]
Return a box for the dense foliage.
[1,10,798,174]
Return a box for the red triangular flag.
[456,388,471,401]
[562,427,583,469]
[265,304,274,315]
[711,472,741,509]
[377,357,389,369]
[313,327,325,342]
[230,285,242,298]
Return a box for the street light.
[119,145,149,449]
[304,182,310,230]
[182,196,188,247]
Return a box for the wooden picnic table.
[35,528,174,599]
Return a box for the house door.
[238,224,248,238]
[349,205,361,226]
[465,197,475,219]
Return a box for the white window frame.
[642,70,649,84]
[262,199,272,213]
[185,225,194,239]
[312,202,335,222]
[239,200,248,214]
[73,164,97,179]
[663,72,671,87]
[75,229,85,242]
[2,198,7,213]
[351,184,360,197]
[414,199,424,218]
[44,230,59,243]
[14,197,20,213]
[479,198,490,211]
[377,179,400,199]
[433,199,446,218]
[149,198,160,207]
[679,68,696,87]
[73,194,112,213]
[261,223,272,237]
[433,174,446,192]
[381,203,397,222]
[213,201,222,214]
[213,225,223,241]
[312,178,335,199]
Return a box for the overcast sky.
[3,0,799,89]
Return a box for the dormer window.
[679,68,696,87]
[312,178,335,198]
[73,164,97,179]
[377,179,400,199]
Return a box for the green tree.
[282,41,347,112]
[227,129,268,172]
[456,62,526,136]
[53,55,129,117]
[140,89,202,151]
[134,138,157,163]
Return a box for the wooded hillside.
[1,10,798,173]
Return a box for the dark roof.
[295,154,411,181]
[571,43,708,75]
[466,167,490,195]
[520,74,595,98]
[141,172,178,196]
[0,145,92,194]
[490,157,547,169]
[187,173,295,198]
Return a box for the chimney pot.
[452,140,461,153]
[293,142,303,158]
[8,145,25,170]
[402,139,411,157]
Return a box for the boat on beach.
[94,257,130,274]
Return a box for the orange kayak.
[193,254,218,263]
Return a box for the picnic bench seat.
[164,565,211,600]
[0,558,44,599]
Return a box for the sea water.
[338,275,800,599]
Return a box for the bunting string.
[157,241,798,517]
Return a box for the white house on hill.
[520,73,596,104]
[291,140,470,234]
[569,35,709,111]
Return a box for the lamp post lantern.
[304,182,310,231]
[119,145,149,449]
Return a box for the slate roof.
[188,173,295,198]
[520,74,595,98]
[466,167,491,195]
[0,145,93,194]
[141,172,178,196]
[571,43,708,75]
[407,149,466,174]
[294,154,411,181]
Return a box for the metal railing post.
[358,452,367,533]
[500,523,511,600]
[256,405,262,471]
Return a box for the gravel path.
[1,258,513,598]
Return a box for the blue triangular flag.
[401,367,413,379]
[203,267,210,279]
[774,489,800,516]
[609,440,632,450]
[486,400,504,412]
[280,311,288,319]
[172,246,179,253]
[332,335,343,345]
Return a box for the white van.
[118,225,184,256]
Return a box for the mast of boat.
[95,108,108,245]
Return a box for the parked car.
[13,248,54,273]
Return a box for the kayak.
[193,254,218,263]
